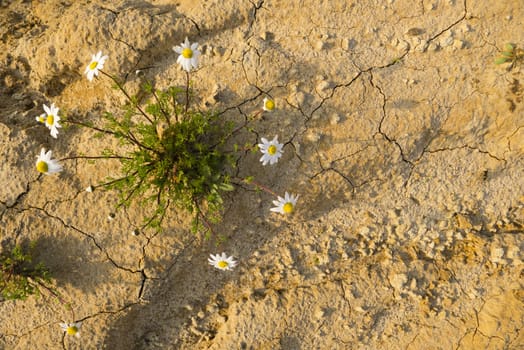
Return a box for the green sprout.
[495,43,524,70]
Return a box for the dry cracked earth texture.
[0,0,523,349]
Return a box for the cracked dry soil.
[1,0,523,349]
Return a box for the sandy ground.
[1,0,523,349]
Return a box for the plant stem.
[234,177,278,197]
[172,92,179,123]
[185,71,190,115]
[145,77,171,126]
[59,155,132,161]
[64,119,116,136]
[194,200,214,236]
[100,70,154,124]
[95,171,139,189]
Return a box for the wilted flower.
[263,97,275,112]
[37,103,61,138]
[60,321,82,338]
[258,135,284,166]
[173,37,201,72]
[35,148,63,175]
[270,192,299,214]
[84,51,108,81]
[208,253,237,271]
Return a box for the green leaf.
[495,57,508,65]
[219,183,234,191]
[504,43,514,52]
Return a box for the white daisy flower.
[38,103,61,138]
[263,97,275,112]
[173,37,201,72]
[270,192,299,214]
[208,253,237,271]
[36,148,63,175]
[60,321,82,338]
[258,135,284,166]
[84,51,108,81]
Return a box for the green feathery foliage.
[99,81,235,231]
[0,242,52,301]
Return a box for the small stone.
[427,42,440,52]
[341,38,357,50]
[426,2,437,10]
[260,31,274,41]
[86,185,93,193]
[316,80,331,92]
[315,40,326,51]
[359,227,371,236]
[453,39,465,49]
[459,23,472,32]
[329,114,340,125]
[490,246,505,264]
[132,229,140,236]
[305,130,320,142]
[108,213,116,221]
[406,28,425,36]
[441,35,454,47]
[390,273,407,291]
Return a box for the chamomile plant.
[0,241,52,301]
[67,42,239,233]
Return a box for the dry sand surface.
[1,0,523,349]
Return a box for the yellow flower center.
[47,115,54,125]
[283,202,294,214]
[268,145,277,155]
[182,48,193,59]
[89,61,98,70]
[36,160,48,173]
[265,99,275,110]
[66,326,78,335]
[217,260,228,269]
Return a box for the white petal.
[50,127,58,138]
